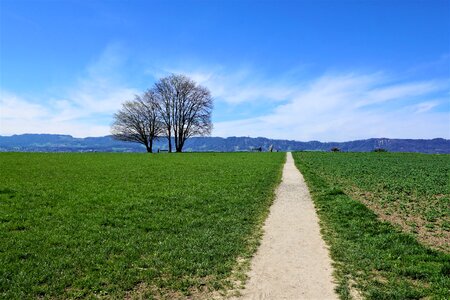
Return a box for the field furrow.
[293,152,450,299]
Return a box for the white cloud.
[201,70,450,141]
[410,100,442,114]
[0,90,111,136]
[0,45,139,137]
[358,81,446,107]
[0,90,49,120]
[1,53,449,140]
[164,66,301,104]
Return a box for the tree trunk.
[176,139,184,152]
[148,140,153,153]
[167,133,172,153]
[175,136,181,152]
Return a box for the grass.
[293,152,450,299]
[297,152,450,251]
[0,152,285,299]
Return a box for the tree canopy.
[111,74,213,152]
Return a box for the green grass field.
[2,151,449,299]
[0,152,284,299]
[293,152,450,299]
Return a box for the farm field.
[293,152,450,299]
[0,152,284,299]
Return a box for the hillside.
[0,134,448,153]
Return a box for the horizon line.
[0,133,448,144]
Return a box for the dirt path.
[238,152,337,300]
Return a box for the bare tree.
[154,76,175,152]
[154,74,213,152]
[111,91,162,153]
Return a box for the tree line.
[111,74,213,153]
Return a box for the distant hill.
[0,134,449,154]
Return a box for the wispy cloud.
[359,80,446,107]
[411,100,443,114]
[164,66,302,104]
[0,44,139,137]
[1,48,449,140]
[1,90,49,120]
[166,66,449,141]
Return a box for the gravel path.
[238,152,337,300]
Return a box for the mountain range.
[0,134,449,154]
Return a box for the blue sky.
[1,0,449,141]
